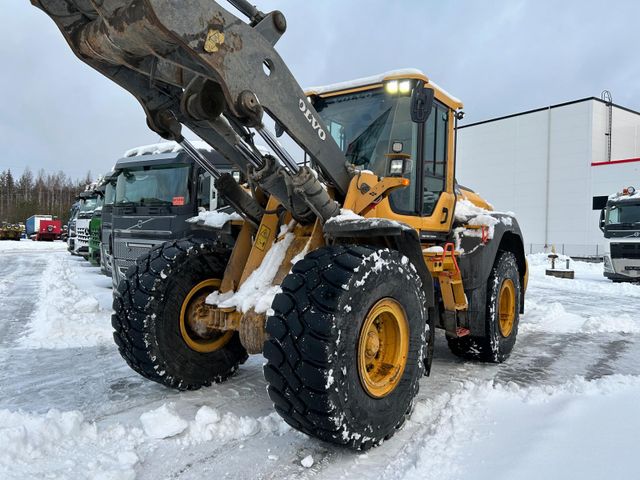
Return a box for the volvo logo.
[124,218,154,231]
[299,99,327,141]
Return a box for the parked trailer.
[26,215,61,241]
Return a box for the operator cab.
[307,69,464,238]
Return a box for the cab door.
[416,101,456,237]
[382,99,456,237]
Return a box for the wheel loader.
[32,0,528,449]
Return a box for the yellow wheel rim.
[179,278,234,353]
[498,279,516,337]
[358,298,409,398]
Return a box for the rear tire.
[447,251,521,362]
[264,245,428,450]
[112,237,248,390]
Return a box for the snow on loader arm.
[31,0,528,449]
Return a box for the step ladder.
[424,242,470,337]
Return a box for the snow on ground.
[18,247,113,349]
[0,409,143,480]
[1,240,639,479]
[0,238,67,253]
[403,375,640,480]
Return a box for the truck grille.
[76,227,90,244]
[611,243,640,260]
[113,240,154,262]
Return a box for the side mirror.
[599,209,605,232]
[411,81,435,123]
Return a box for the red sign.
[172,196,185,206]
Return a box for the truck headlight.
[603,255,614,272]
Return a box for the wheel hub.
[180,279,234,353]
[358,298,409,398]
[365,329,380,359]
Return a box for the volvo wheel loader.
[32,0,527,449]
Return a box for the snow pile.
[404,375,640,480]
[123,140,213,158]
[139,404,188,439]
[522,299,640,334]
[0,409,142,480]
[206,227,295,313]
[187,210,242,229]
[19,254,113,349]
[180,406,290,445]
[526,251,571,267]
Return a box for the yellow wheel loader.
[32,0,527,449]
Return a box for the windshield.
[79,198,98,212]
[315,89,417,173]
[314,88,418,211]
[104,181,116,205]
[607,202,640,226]
[115,165,191,206]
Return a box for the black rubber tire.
[447,250,521,362]
[264,245,428,450]
[112,237,248,390]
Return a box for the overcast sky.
[1,0,639,180]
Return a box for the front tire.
[112,237,248,390]
[447,250,521,362]
[264,245,428,450]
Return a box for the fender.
[455,214,527,336]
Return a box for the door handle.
[440,207,449,224]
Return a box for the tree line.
[0,168,92,225]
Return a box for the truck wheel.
[112,237,248,390]
[447,251,521,362]
[264,245,428,450]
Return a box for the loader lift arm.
[32,0,349,223]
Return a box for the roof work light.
[385,79,413,95]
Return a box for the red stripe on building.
[591,157,640,167]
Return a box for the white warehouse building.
[456,96,640,256]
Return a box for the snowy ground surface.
[0,241,639,479]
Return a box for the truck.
[100,172,117,276]
[34,0,528,450]
[88,175,110,267]
[26,215,62,241]
[109,142,233,288]
[73,189,100,257]
[67,203,79,253]
[599,185,640,282]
